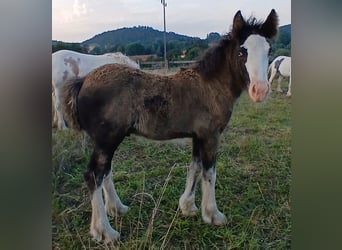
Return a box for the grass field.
[52,81,291,249]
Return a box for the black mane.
[193,35,232,81]
[194,14,276,81]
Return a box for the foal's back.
[77,64,224,140]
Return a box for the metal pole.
[161,0,168,71]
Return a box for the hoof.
[181,204,198,216]
[106,204,129,217]
[202,209,227,225]
[179,195,198,216]
[90,224,120,243]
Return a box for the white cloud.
[53,0,291,42]
[60,10,73,23]
[53,0,89,24]
[73,0,87,17]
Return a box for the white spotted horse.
[52,50,140,129]
[268,56,291,96]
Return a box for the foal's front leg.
[179,159,202,216]
[179,138,202,216]
[200,137,227,225]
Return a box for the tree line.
[52,27,290,62]
[52,39,210,61]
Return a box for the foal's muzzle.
[248,81,270,102]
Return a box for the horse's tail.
[267,62,272,78]
[60,77,85,131]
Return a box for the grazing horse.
[52,50,140,129]
[268,56,291,96]
[61,9,278,242]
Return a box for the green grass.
[52,82,291,249]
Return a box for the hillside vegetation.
[52,25,290,61]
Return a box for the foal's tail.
[60,77,85,131]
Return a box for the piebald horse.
[61,10,279,242]
[268,56,291,96]
[52,50,140,129]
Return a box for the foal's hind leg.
[103,168,129,216]
[179,137,202,216]
[84,144,121,243]
[200,136,227,225]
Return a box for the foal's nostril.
[252,84,257,94]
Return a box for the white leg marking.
[90,187,120,243]
[286,76,291,96]
[179,160,202,216]
[201,167,227,225]
[103,171,129,216]
[268,71,276,93]
[276,76,283,93]
[52,91,58,128]
[54,88,67,129]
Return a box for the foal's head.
[231,9,278,102]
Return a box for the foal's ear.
[260,9,279,39]
[232,10,245,38]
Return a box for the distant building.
[180,50,187,59]
[129,54,157,63]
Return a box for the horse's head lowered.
[232,9,278,102]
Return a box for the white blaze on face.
[241,34,271,102]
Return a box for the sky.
[52,0,291,43]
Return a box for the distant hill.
[81,24,290,48]
[53,24,290,59]
[81,26,203,49]
[279,24,291,34]
[271,24,291,59]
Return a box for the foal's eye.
[238,47,247,57]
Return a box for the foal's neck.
[214,57,246,101]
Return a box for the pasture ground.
[52,79,291,249]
